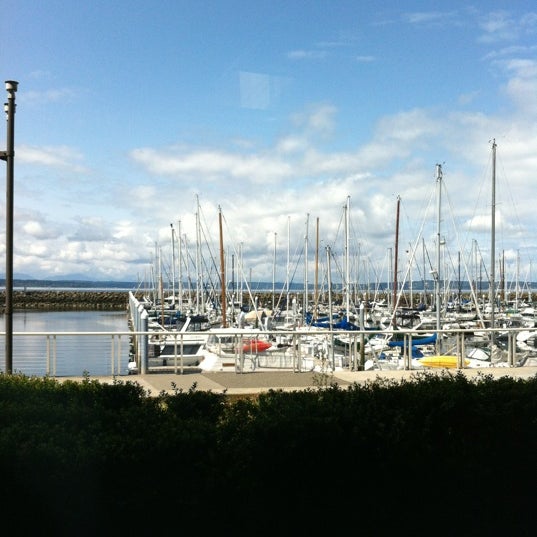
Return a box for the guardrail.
[0,331,132,377]
[0,325,534,378]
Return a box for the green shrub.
[0,371,536,535]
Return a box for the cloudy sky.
[1,1,537,290]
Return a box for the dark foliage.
[0,371,536,536]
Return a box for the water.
[0,310,130,377]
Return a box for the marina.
[2,297,532,392]
[3,282,537,379]
[127,286,537,377]
[116,143,537,378]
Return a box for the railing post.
[296,333,300,372]
[52,335,57,377]
[140,311,148,374]
[110,335,115,376]
[180,333,185,375]
[46,335,51,376]
[457,331,461,368]
[508,331,515,367]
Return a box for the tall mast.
[314,217,319,321]
[170,223,176,309]
[345,196,350,323]
[422,238,427,307]
[219,206,227,328]
[435,164,442,334]
[239,242,243,306]
[490,139,497,342]
[392,196,400,326]
[177,219,183,312]
[457,250,461,312]
[158,244,164,325]
[516,249,520,310]
[195,195,203,313]
[304,213,309,319]
[272,232,277,311]
[286,216,290,315]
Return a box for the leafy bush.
[0,371,536,535]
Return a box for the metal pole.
[435,164,442,353]
[490,139,496,346]
[392,196,400,327]
[218,206,226,328]
[1,81,18,375]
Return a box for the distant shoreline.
[2,278,535,296]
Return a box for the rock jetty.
[0,290,130,312]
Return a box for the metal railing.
[0,325,534,378]
[0,331,131,377]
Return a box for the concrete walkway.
[59,365,537,396]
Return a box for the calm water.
[0,310,130,377]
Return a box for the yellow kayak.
[418,355,469,369]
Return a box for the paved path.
[59,365,537,396]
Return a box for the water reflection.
[0,311,130,376]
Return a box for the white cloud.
[22,220,51,239]
[19,87,79,106]
[275,136,309,154]
[291,104,337,137]
[130,146,294,184]
[477,10,537,43]
[18,144,88,173]
[287,50,327,60]
[403,11,453,25]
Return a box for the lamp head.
[5,81,18,92]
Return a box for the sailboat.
[418,141,512,369]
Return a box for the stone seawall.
[0,290,131,312]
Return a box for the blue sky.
[1,1,537,290]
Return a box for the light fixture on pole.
[0,80,18,374]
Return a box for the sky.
[1,1,537,291]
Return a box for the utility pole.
[0,81,18,374]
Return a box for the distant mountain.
[1,273,110,282]
[1,272,36,280]
[0,272,138,285]
[45,273,97,282]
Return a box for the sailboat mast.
[422,238,427,306]
[326,245,333,327]
[239,242,243,306]
[177,219,183,312]
[286,216,290,317]
[326,245,335,368]
[170,223,176,309]
[457,250,461,312]
[516,249,520,309]
[158,244,164,326]
[272,232,277,311]
[218,206,227,328]
[392,196,400,326]
[195,199,203,314]
[435,164,442,334]
[304,213,309,319]
[314,217,319,321]
[490,139,497,340]
[345,196,350,323]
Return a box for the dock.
[58,365,537,396]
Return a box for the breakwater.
[0,290,131,312]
